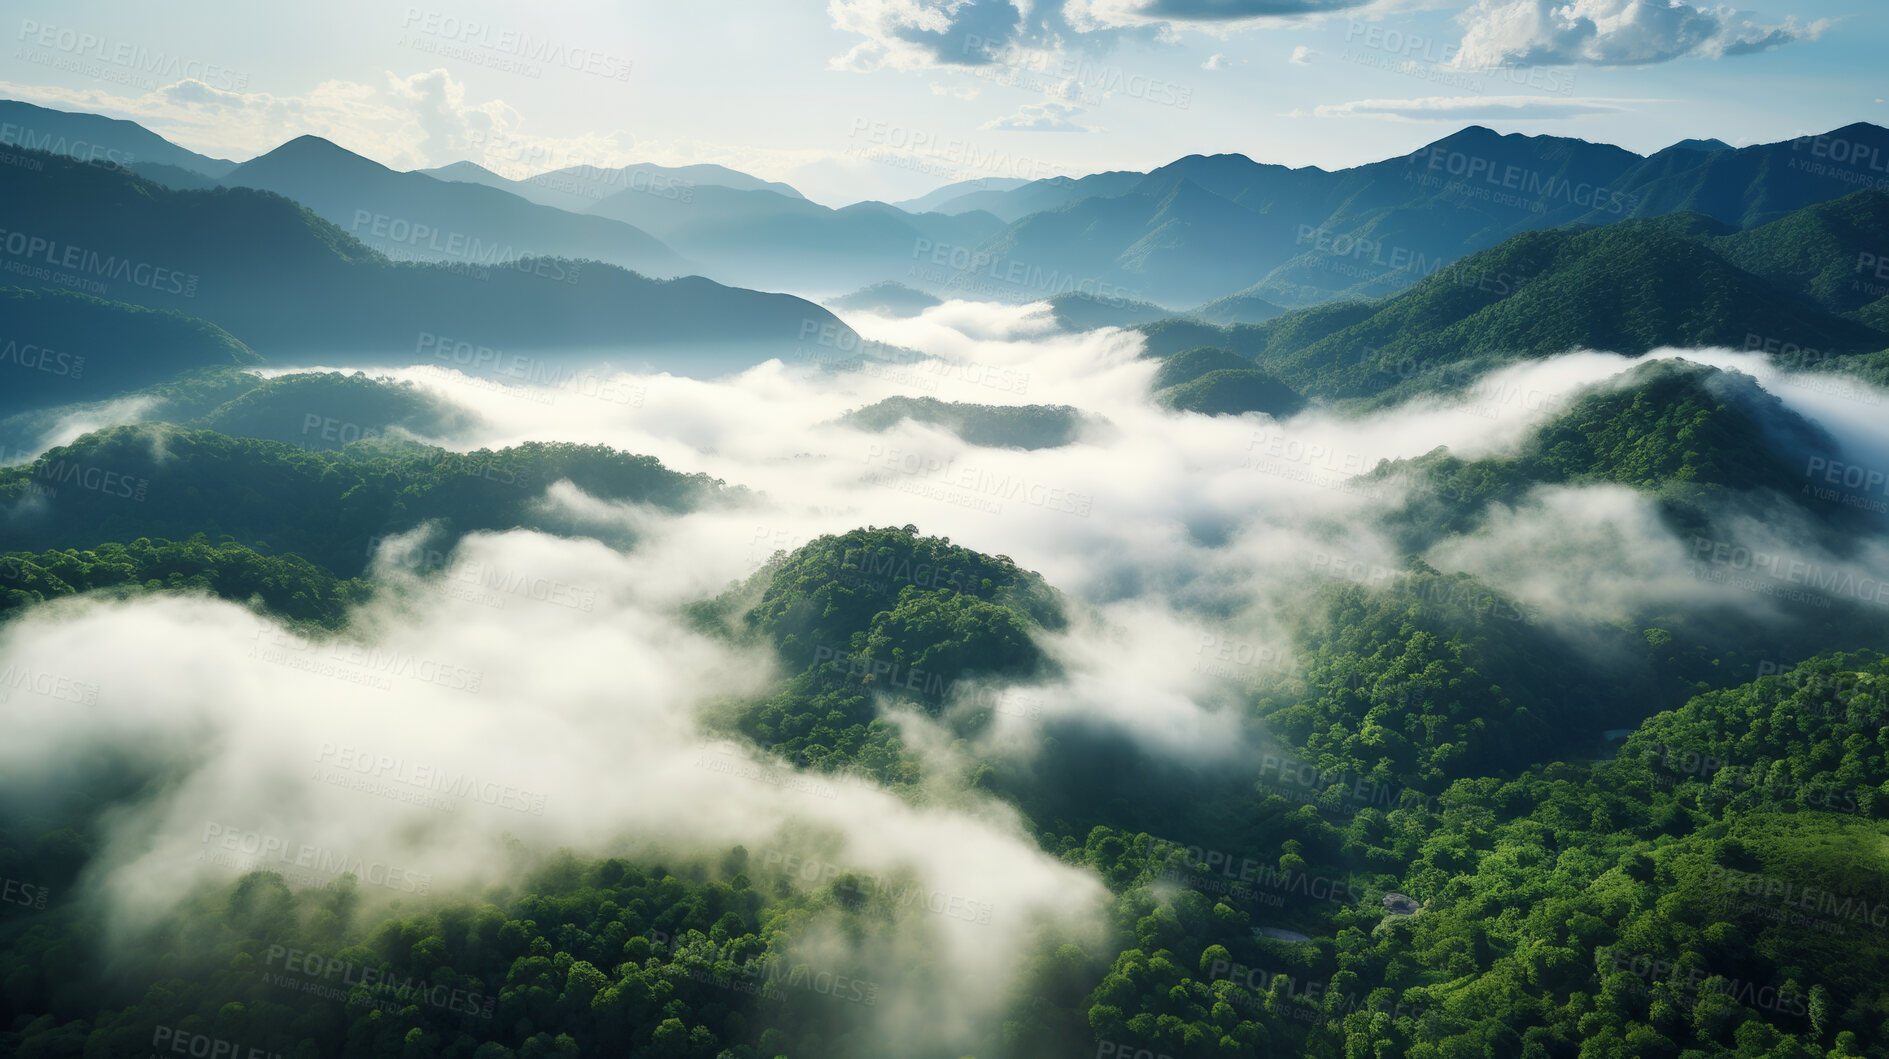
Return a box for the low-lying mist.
[4,298,1885,1053]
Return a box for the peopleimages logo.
[397,8,632,81]
[0,338,82,378]
[1406,146,1639,215]
[0,122,135,169]
[262,944,496,1019]
[199,823,433,894]
[16,19,251,90]
[315,743,550,814]
[0,228,197,296]
[1703,866,1889,929]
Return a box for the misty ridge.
[5,28,1889,1059]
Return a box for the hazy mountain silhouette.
[0,99,235,177]
[0,149,847,366]
[892,177,1029,214]
[586,185,1006,296]
[913,170,1146,222]
[1600,123,1889,230]
[421,158,805,215]
[912,124,1889,309]
[224,136,688,278]
[14,99,1886,317]
[0,287,260,415]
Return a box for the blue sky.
[4,0,1883,205]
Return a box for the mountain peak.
[427,159,501,178]
[277,133,346,153]
[1667,138,1734,152]
[1433,124,1500,143]
[1824,121,1889,139]
[1174,152,1258,165]
[234,134,389,177]
[1418,124,1629,153]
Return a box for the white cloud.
[0,72,861,201]
[1312,93,1651,120]
[1065,0,1380,32]
[827,0,1027,71]
[0,75,410,165]
[930,80,982,99]
[0,540,1112,1046]
[1202,52,1234,69]
[1454,0,1831,68]
[980,100,1102,132]
[0,69,604,173]
[1290,44,1317,64]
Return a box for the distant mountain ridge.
[0,98,235,177]
[420,158,807,214]
[0,287,260,415]
[891,177,1029,214]
[1130,190,1889,406]
[224,135,688,278]
[0,147,847,366]
[911,123,1889,310]
[7,98,1886,313]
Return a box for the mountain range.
[1133,190,1889,410]
[944,124,1889,308]
[6,95,1889,421]
[11,97,1885,312]
[0,145,845,394]
[220,135,689,278]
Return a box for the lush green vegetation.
[1712,190,1889,317]
[692,525,1066,787]
[6,494,1889,1058]
[837,397,1092,449]
[1131,195,1889,410]
[0,537,370,627]
[0,829,895,1058]
[1362,359,1839,548]
[1150,347,1254,391]
[0,286,260,414]
[0,149,840,359]
[192,372,478,450]
[4,367,473,455]
[1054,652,1889,1059]
[0,426,729,577]
[1045,292,1174,332]
[1157,368,1305,418]
[10,604,1884,1057]
[6,289,1889,1059]
[7,351,1889,1058]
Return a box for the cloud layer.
[1454,0,1828,68]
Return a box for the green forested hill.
[1130,195,1889,408]
[0,426,728,577]
[190,372,480,450]
[837,397,1092,449]
[1156,368,1305,418]
[1712,189,1889,317]
[1363,359,1841,548]
[0,149,845,360]
[1280,222,1881,403]
[9,558,1886,1057]
[0,537,370,627]
[0,287,260,414]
